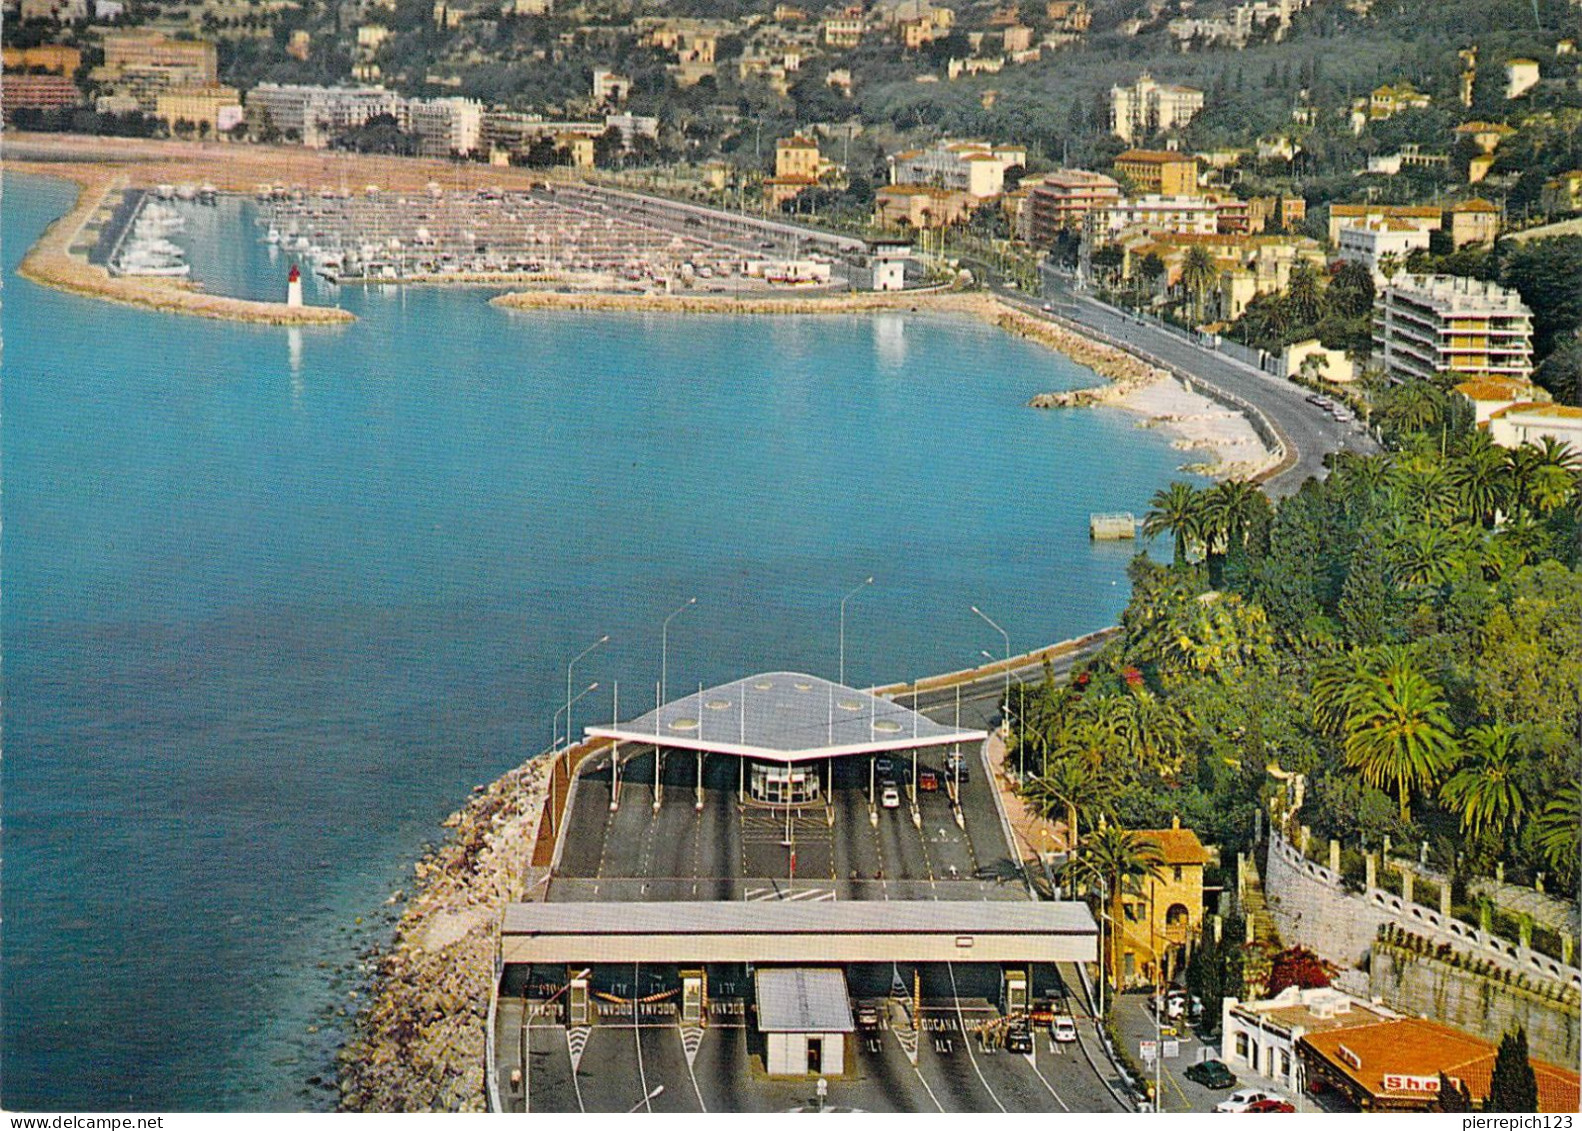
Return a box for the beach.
[1116,374,1281,480]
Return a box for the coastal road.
[979,265,1380,497]
[1060,294,1381,496]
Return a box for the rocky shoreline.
[336,756,550,1113]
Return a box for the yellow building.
[1113,149,1199,197]
[1541,170,1582,215]
[873,184,973,229]
[556,131,595,169]
[155,84,241,133]
[1117,819,1207,987]
[1447,198,1500,248]
[775,135,820,181]
[2,44,82,75]
[101,31,218,84]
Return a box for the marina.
[255,183,845,291]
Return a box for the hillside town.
[5,0,1582,1119]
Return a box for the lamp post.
[627,1085,664,1113]
[838,576,873,687]
[567,635,609,756]
[661,597,695,706]
[970,605,1011,729]
[550,681,598,836]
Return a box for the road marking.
[633,961,653,1112]
[678,1025,708,1111]
[1027,1047,1072,1112]
[566,1028,586,1113]
[946,963,1005,1112]
[566,1026,590,1074]
[744,885,835,901]
[892,1029,942,1111]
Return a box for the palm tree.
[1120,689,1187,777]
[1533,782,1581,886]
[1180,246,1217,326]
[1450,433,1513,527]
[1439,724,1524,838]
[1203,478,1267,555]
[1078,825,1166,988]
[1529,438,1580,516]
[1143,481,1207,565]
[1380,381,1446,436]
[1026,753,1109,890]
[1378,251,1402,281]
[1286,261,1322,326]
[1343,657,1460,821]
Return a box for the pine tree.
[1486,1029,1539,1112]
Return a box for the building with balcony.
[1335,218,1432,281]
[1374,274,1534,385]
[1025,169,1122,244]
[1085,194,1220,241]
[1113,149,1199,196]
[1109,72,1204,143]
[888,139,1027,200]
[407,96,483,157]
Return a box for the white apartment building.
[1375,274,1535,385]
[888,139,1028,199]
[1084,194,1218,239]
[247,83,403,147]
[1109,72,1205,143]
[406,96,483,157]
[1335,219,1432,281]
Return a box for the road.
[500,641,1132,1113]
[975,262,1380,497]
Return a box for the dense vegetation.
[1013,383,1582,908]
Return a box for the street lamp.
[550,682,598,835]
[660,597,695,706]
[838,576,873,687]
[567,634,609,755]
[970,605,1011,728]
[627,1084,664,1113]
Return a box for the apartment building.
[1113,149,1199,196]
[1335,218,1432,281]
[246,83,403,147]
[1326,204,1441,247]
[888,139,1027,200]
[1085,194,1219,240]
[406,96,483,157]
[1109,72,1204,143]
[1374,274,1534,385]
[1025,169,1122,244]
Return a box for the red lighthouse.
[286,263,303,308]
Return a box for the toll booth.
[681,969,707,1025]
[1001,968,1029,1016]
[749,762,821,806]
[568,975,590,1025]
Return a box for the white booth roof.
[584,671,985,763]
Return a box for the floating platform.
[1089,512,1138,540]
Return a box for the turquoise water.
[1,172,1185,1111]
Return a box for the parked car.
[1216,1088,1280,1112]
[919,769,939,791]
[881,783,901,809]
[1051,1015,1078,1043]
[1185,1060,1238,1089]
[1244,1099,1296,1113]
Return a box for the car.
[1244,1099,1296,1113]
[944,753,971,782]
[1005,1024,1034,1054]
[1215,1088,1279,1112]
[1051,1015,1078,1043]
[880,784,901,809]
[1041,302,1054,312]
[875,755,894,776]
[856,1005,880,1030]
[1184,1060,1238,1089]
[918,769,939,791]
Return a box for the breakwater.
[17,167,355,325]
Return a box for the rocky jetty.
[337,756,550,1113]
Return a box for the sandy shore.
[336,755,551,1113]
[1116,375,1279,480]
[12,162,355,325]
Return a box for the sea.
[0,171,1195,1111]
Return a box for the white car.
[1051,1015,1078,1043]
[1216,1088,1280,1113]
[880,784,901,809]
